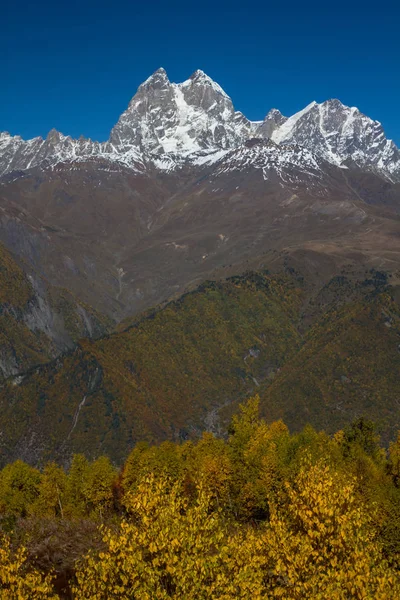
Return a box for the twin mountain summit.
[1,68,400,464]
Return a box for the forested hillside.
[0,272,302,465]
[1,397,400,598]
[262,280,400,443]
[2,269,400,466]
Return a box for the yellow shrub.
[0,534,56,599]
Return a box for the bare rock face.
[0,241,111,380]
[0,129,125,176]
[255,108,288,139]
[110,68,177,153]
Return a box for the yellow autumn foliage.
[2,398,400,598]
[0,534,57,599]
[74,476,229,599]
[263,458,400,599]
[73,461,400,599]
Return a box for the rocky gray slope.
[0,241,111,379]
[1,68,399,181]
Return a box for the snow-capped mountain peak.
[270,99,400,177]
[271,101,318,145]
[109,67,253,157]
[254,108,288,139]
[134,67,170,96]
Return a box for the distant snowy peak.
[137,67,170,92]
[271,99,400,179]
[0,130,144,176]
[182,69,230,99]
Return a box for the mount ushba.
[1,68,400,177]
[1,69,400,319]
[2,68,400,463]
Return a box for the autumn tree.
[0,460,41,520]
[184,432,232,508]
[228,395,290,519]
[121,441,185,496]
[82,456,117,520]
[30,462,67,518]
[64,454,90,518]
[262,458,400,598]
[74,475,229,598]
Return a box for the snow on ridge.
[0,130,145,177]
[271,102,317,144]
[158,85,203,154]
[192,149,230,166]
[268,99,400,179]
[208,139,327,191]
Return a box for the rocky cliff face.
[0,131,118,176]
[0,241,111,379]
[254,108,288,139]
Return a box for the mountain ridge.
[1,68,399,181]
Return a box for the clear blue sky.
[2,0,399,144]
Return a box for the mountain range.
[2,68,400,179]
[2,68,400,464]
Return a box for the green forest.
[1,396,400,598]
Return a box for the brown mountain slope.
[1,152,400,321]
